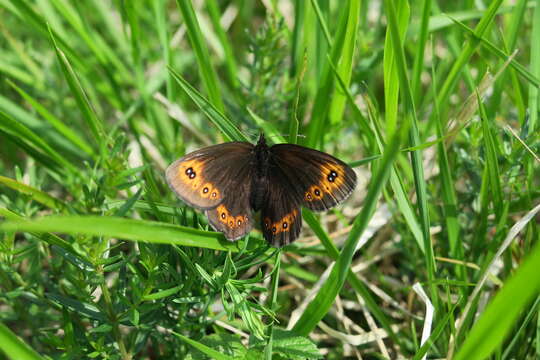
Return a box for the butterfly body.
[166,134,357,247]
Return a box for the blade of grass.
[449,17,540,88]
[304,0,350,149]
[291,116,408,336]
[0,111,74,172]
[301,210,402,347]
[290,0,306,78]
[478,90,503,216]
[48,0,130,80]
[0,216,241,252]
[0,176,66,210]
[528,0,540,131]
[328,0,360,126]
[289,52,307,144]
[430,50,461,261]
[206,0,239,92]
[329,56,424,253]
[383,0,409,134]
[169,67,247,142]
[5,0,84,67]
[451,202,540,357]
[172,332,233,360]
[384,0,436,311]
[411,0,431,105]
[454,204,540,360]
[0,207,91,266]
[264,251,281,360]
[176,0,225,112]
[48,25,106,154]
[0,323,44,360]
[6,79,94,157]
[435,0,504,126]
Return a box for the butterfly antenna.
[265,133,307,139]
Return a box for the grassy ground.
[0,0,539,359]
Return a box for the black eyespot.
[221,213,226,219]
[185,167,193,175]
[212,192,217,197]
[203,187,209,193]
[272,226,277,233]
[314,189,321,196]
[327,174,335,182]
[282,222,288,229]
[189,172,196,179]
[229,220,234,226]
[330,170,338,177]
[237,220,242,225]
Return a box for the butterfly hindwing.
[260,164,303,247]
[166,142,253,210]
[204,156,256,241]
[270,144,357,211]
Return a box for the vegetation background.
[0,0,539,359]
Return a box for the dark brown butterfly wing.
[260,176,303,247]
[270,144,357,211]
[204,158,255,240]
[166,142,254,210]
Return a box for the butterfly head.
[256,133,267,147]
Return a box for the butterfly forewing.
[166,142,253,210]
[270,144,357,211]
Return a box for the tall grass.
[0,1,539,359]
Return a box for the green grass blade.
[431,57,460,258]
[449,17,540,88]
[385,0,436,308]
[309,0,332,47]
[411,0,431,105]
[436,0,504,121]
[0,216,240,252]
[330,57,425,252]
[454,205,540,360]
[383,0,409,133]
[0,323,44,360]
[328,0,360,126]
[0,176,66,210]
[292,118,408,335]
[5,0,84,67]
[6,79,94,157]
[172,332,233,360]
[206,0,239,91]
[528,0,540,131]
[478,91,503,216]
[0,207,90,264]
[48,26,106,153]
[176,0,225,112]
[0,111,73,172]
[48,0,129,80]
[304,0,349,148]
[169,67,247,142]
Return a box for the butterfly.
[166,134,357,247]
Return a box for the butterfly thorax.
[250,134,271,211]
